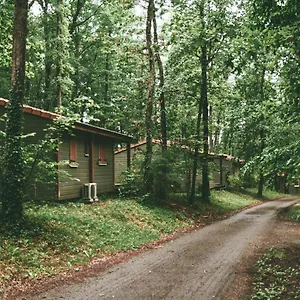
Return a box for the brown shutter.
[98,146,106,164]
[70,139,77,162]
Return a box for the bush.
[227,174,244,191]
[118,170,144,198]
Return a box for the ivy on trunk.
[1,0,28,221]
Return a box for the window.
[69,139,78,167]
[98,146,107,165]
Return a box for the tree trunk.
[201,43,210,203]
[103,52,110,104]
[144,0,155,194]
[70,0,86,101]
[1,0,28,221]
[188,101,202,205]
[56,0,63,111]
[39,1,53,110]
[257,66,266,197]
[153,3,167,201]
[72,28,80,100]
[209,105,213,151]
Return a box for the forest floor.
[14,196,300,300]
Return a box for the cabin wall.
[94,138,114,193]
[59,132,115,200]
[114,150,128,185]
[59,131,90,200]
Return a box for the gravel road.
[30,197,299,300]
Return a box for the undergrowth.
[250,247,300,300]
[286,203,300,222]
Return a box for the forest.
[0,0,299,219]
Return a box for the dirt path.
[25,197,299,300]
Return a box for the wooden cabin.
[0,98,133,201]
[114,140,242,190]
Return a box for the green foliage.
[227,173,257,191]
[286,204,300,222]
[227,174,244,191]
[118,170,144,198]
[1,96,26,221]
[0,0,13,68]
[251,247,300,300]
[119,145,194,201]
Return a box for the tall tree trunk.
[1,0,28,221]
[56,0,63,111]
[153,3,167,201]
[103,52,110,104]
[144,0,155,194]
[257,66,266,197]
[39,1,53,110]
[188,102,202,204]
[72,28,80,100]
[209,105,213,151]
[70,0,86,101]
[214,114,220,150]
[201,43,210,203]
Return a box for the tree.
[153,0,167,201]
[1,0,28,221]
[144,0,156,194]
[168,0,237,203]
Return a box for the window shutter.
[98,146,106,164]
[70,139,77,162]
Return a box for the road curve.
[29,197,299,300]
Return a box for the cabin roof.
[0,98,134,143]
[114,139,244,162]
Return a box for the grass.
[0,189,284,297]
[250,203,300,300]
[250,247,300,300]
[285,203,300,221]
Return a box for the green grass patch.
[239,188,286,201]
[250,247,300,300]
[0,189,285,296]
[211,189,259,213]
[285,203,300,222]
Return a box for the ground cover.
[249,203,300,300]
[0,189,284,298]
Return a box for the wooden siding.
[115,151,128,184]
[94,139,114,193]
[59,131,90,200]
[59,133,115,200]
